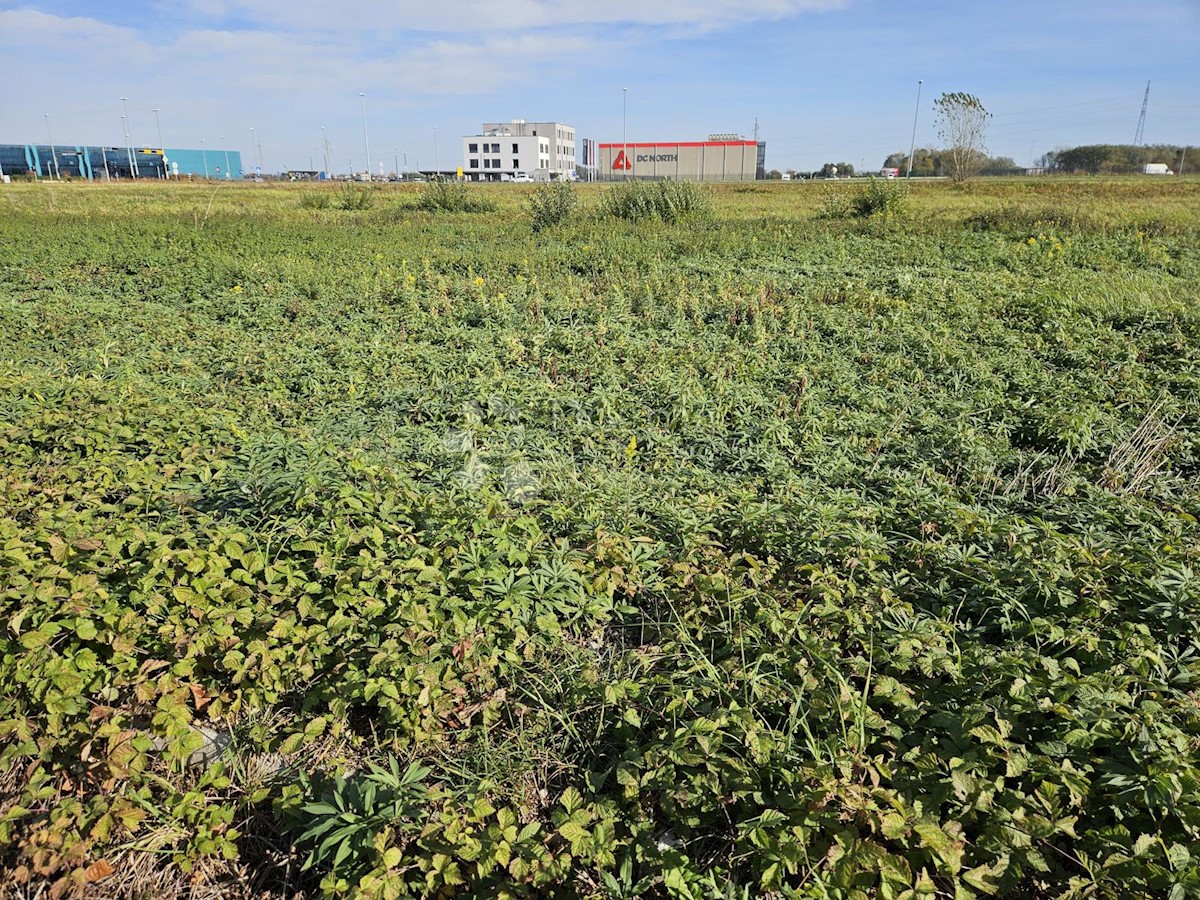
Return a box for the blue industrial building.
[0,144,244,180]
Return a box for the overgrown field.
[1,178,1199,899]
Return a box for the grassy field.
[1,177,1198,899]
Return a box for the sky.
[1,0,1197,174]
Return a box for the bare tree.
[934,92,992,183]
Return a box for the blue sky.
[2,0,1197,174]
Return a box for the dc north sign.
[598,140,762,182]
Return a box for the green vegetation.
[528,182,580,232]
[820,178,909,221]
[1044,144,1195,175]
[414,178,497,214]
[599,179,711,222]
[1,178,1198,899]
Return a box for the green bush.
[601,179,710,223]
[415,178,497,213]
[299,191,332,210]
[336,184,377,210]
[850,177,909,219]
[818,186,855,219]
[821,178,908,220]
[527,181,578,232]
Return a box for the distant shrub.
[415,179,496,213]
[851,178,909,219]
[528,182,578,232]
[821,178,908,220]
[818,187,855,220]
[601,179,710,223]
[299,191,332,210]
[336,184,377,210]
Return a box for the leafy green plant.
[850,176,909,219]
[296,758,431,881]
[528,181,578,232]
[601,179,710,223]
[414,178,496,213]
[299,191,333,210]
[336,183,377,210]
[820,177,908,220]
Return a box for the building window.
[512,143,518,153]
[469,143,478,153]
[469,158,479,168]
[513,160,518,169]
[491,143,500,153]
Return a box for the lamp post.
[359,93,371,180]
[120,114,134,179]
[249,127,256,177]
[221,135,231,180]
[200,139,209,179]
[152,108,166,178]
[906,79,922,179]
[321,126,331,177]
[44,114,61,180]
[433,126,439,178]
[622,86,628,181]
[121,97,140,178]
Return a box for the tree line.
[1039,144,1193,174]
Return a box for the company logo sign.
[637,154,677,163]
[612,150,631,171]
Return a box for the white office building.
[462,120,575,181]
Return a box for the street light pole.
[120,114,134,179]
[44,114,61,180]
[152,108,166,178]
[200,139,209,179]
[121,97,141,179]
[433,126,439,178]
[249,127,256,177]
[359,93,371,180]
[221,135,231,180]
[321,126,331,177]
[622,87,628,181]
[906,79,922,179]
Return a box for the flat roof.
[598,141,759,148]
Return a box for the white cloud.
[0,8,152,59]
[170,0,845,32]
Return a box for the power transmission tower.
[1133,81,1150,146]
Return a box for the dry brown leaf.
[84,859,115,882]
[189,683,212,711]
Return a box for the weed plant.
[299,191,333,210]
[527,181,578,232]
[336,184,376,210]
[414,178,497,213]
[600,179,711,222]
[820,177,909,220]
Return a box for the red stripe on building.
[598,141,758,149]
